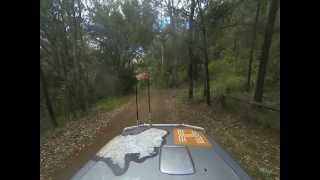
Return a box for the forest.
[40,0,279,132]
[40,0,279,179]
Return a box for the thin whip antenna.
[135,82,139,126]
[147,76,151,124]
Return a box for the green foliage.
[40,0,279,134]
[40,0,158,134]
[117,68,137,95]
[224,98,280,130]
[93,68,119,99]
[209,58,245,97]
[95,96,129,112]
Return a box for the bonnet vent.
[160,145,194,175]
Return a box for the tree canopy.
[40,0,280,132]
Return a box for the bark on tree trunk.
[233,38,239,71]
[197,0,211,106]
[166,0,178,87]
[188,0,196,100]
[203,77,207,99]
[254,0,279,102]
[40,64,58,128]
[247,0,261,91]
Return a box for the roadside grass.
[223,97,280,130]
[95,96,130,112]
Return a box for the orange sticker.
[173,128,211,147]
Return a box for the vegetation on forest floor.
[176,89,279,180]
[40,96,131,180]
[95,96,131,112]
[41,95,130,142]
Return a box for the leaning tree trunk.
[197,0,211,106]
[247,0,261,91]
[188,0,196,100]
[40,64,58,128]
[254,0,279,102]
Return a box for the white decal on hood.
[97,128,167,169]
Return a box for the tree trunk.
[40,64,58,128]
[188,0,196,100]
[233,38,239,71]
[161,42,165,74]
[197,0,211,106]
[203,73,207,98]
[247,0,261,91]
[169,0,178,87]
[254,0,279,102]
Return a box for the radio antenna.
[135,82,139,126]
[147,76,151,124]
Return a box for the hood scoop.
[160,145,195,175]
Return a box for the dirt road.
[43,89,279,180]
[51,89,185,180]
